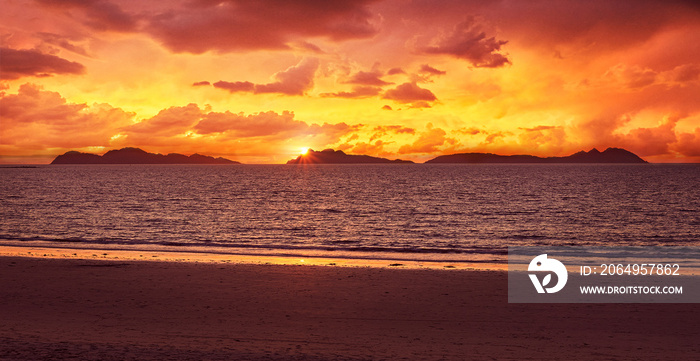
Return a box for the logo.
[528,254,568,293]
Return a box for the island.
[51,148,240,164]
[286,149,414,164]
[425,148,647,164]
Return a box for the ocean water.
[1,164,698,262]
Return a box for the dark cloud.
[421,17,510,68]
[213,81,255,92]
[145,0,379,53]
[382,82,437,103]
[36,32,90,56]
[382,105,393,110]
[192,81,211,86]
[320,86,381,98]
[669,64,700,83]
[293,41,324,53]
[419,64,446,75]
[387,67,406,75]
[401,0,700,52]
[255,58,319,95]
[605,64,657,89]
[0,47,86,80]
[36,0,138,32]
[213,58,319,96]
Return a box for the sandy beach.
[0,255,697,360]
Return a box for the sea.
[1,164,698,263]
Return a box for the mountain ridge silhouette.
[51,147,240,164]
[287,149,414,164]
[425,147,647,163]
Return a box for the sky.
[1,0,699,164]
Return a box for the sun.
[300,147,310,155]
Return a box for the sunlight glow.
[300,147,310,155]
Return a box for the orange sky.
[1,0,699,163]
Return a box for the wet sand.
[0,256,697,360]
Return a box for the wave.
[0,234,507,257]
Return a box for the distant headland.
[51,148,240,164]
[425,148,647,164]
[287,149,414,164]
[286,147,646,164]
[50,147,646,165]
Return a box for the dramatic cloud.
[369,125,415,142]
[255,58,319,95]
[127,104,202,136]
[3,0,699,162]
[194,110,305,137]
[213,81,255,93]
[35,0,138,32]
[669,64,700,83]
[673,128,700,156]
[601,63,700,90]
[387,68,406,75]
[344,70,393,86]
[421,17,510,68]
[352,140,389,156]
[398,124,455,154]
[0,83,133,149]
[0,47,86,80]
[36,32,90,56]
[125,103,356,144]
[574,113,700,159]
[213,58,319,96]
[604,64,658,89]
[517,126,567,151]
[121,104,358,153]
[0,85,360,161]
[419,64,446,76]
[145,0,379,53]
[382,82,437,104]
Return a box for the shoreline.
[0,244,507,271]
[1,255,697,360]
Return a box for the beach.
[1,254,697,360]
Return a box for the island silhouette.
[425,148,647,163]
[51,148,240,164]
[287,149,414,164]
[286,147,647,164]
[51,147,647,165]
